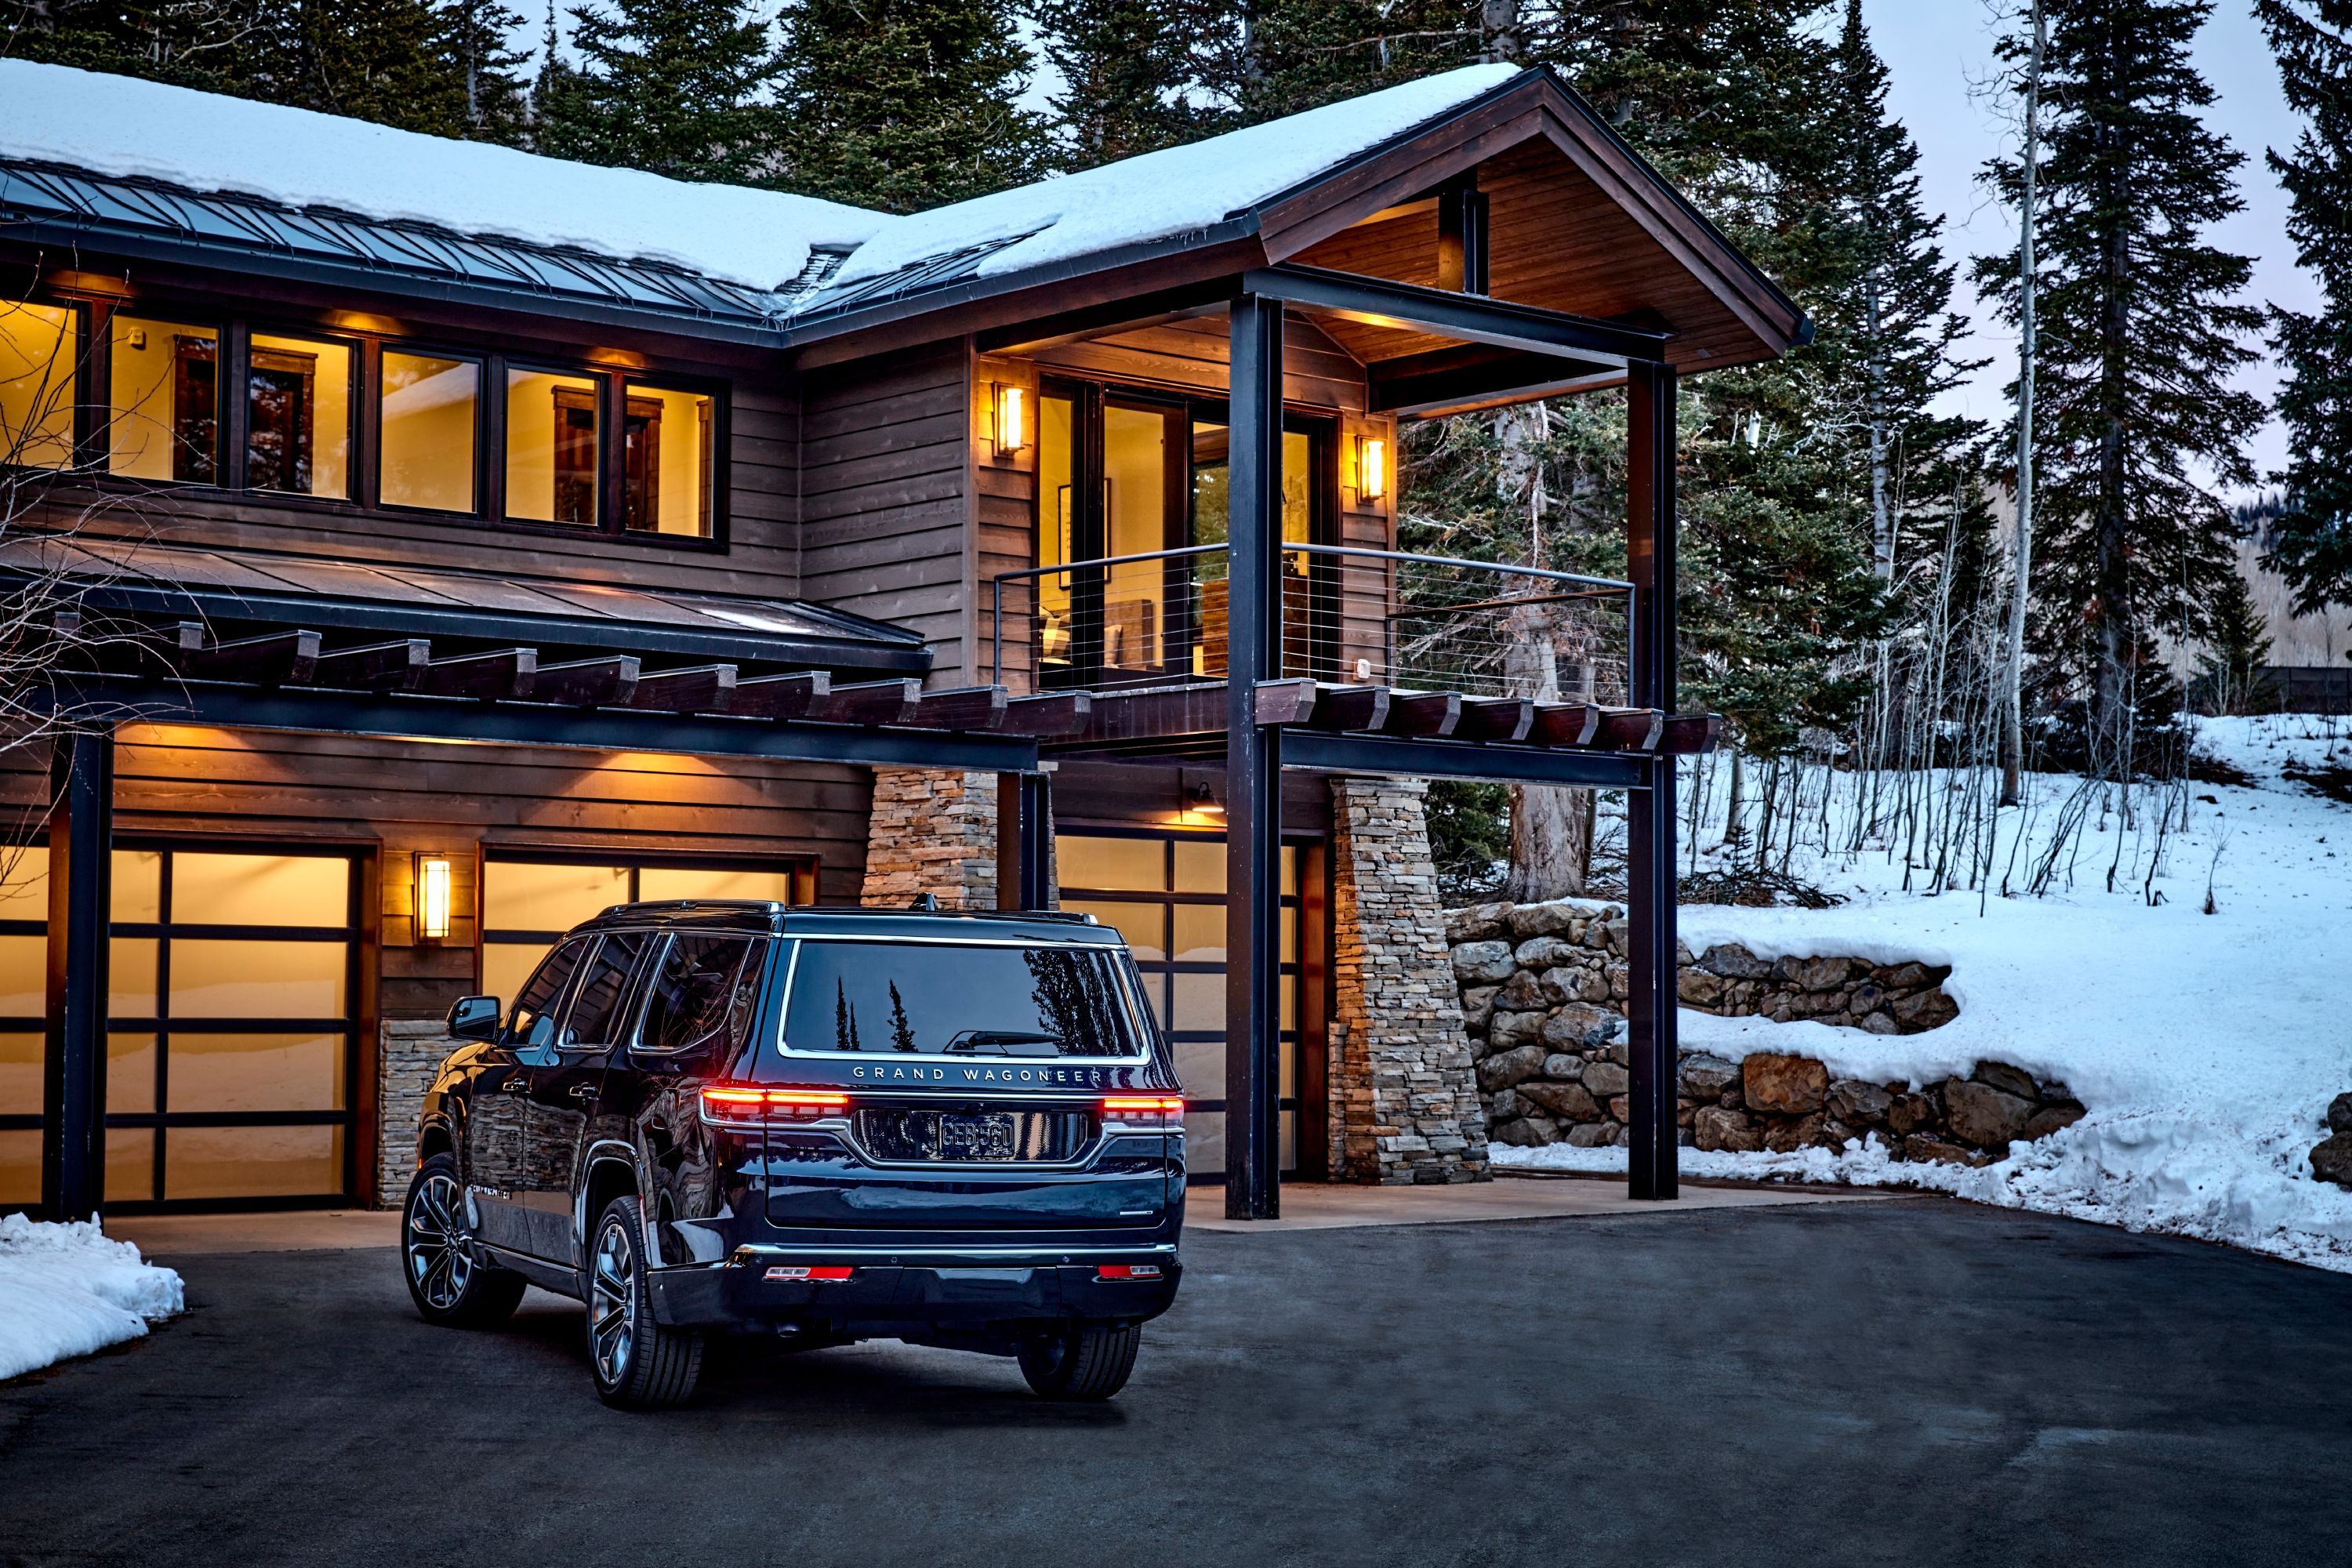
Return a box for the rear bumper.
[647,1241,1182,1334]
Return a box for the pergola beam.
[1243,263,1671,367]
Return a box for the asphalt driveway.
[3,1194,2346,1567]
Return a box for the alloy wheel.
[590,1219,636,1385]
[405,1171,474,1311]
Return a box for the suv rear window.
[781,940,1149,1060]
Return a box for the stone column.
[860,768,999,909]
[1329,777,1487,1185]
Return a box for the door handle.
[568,1083,596,1099]
[500,1075,529,1093]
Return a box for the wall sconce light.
[416,855,454,942]
[1356,434,1388,502]
[1184,782,1225,823]
[993,383,1029,457]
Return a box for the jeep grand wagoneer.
[400,902,1185,1408]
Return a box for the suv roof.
[571,901,1119,945]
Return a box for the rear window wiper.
[942,1029,1062,1055]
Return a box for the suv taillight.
[701,1085,851,1123]
[1101,1094,1184,1129]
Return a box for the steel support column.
[1223,294,1284,1220]
[999,770,1055,911]
[42,727,114,1221]
[1625,361,1680,1202]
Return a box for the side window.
[509,938,590,1053]
[637,935,763,1055]
[561,931,653,1048]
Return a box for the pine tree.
[771,0,1049,211]
[887,980,917,1051]
[2,1,250,89]
[263,0,532,142]
[535,0,782,183]
[1974,0,2264,770]
[2193,571,2275,713]
[1029,0,1219,166]
[2255,0,2352,615]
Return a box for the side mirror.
[447,995,502,1040]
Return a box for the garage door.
[480,853,810,1007]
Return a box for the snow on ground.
[1498,715,2352,1272]
[0,61,887,292]
[0,1215,183,1382]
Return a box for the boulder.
[1445,902,1512,945]
[1486,1011,1546,1054]
[1677,967,1726,1006]
[1541,1004,1619,1051]
[2022,1102,2086,1141]
[1515,935,1580,970]
[1901,1134,1976,1167]
[1475,1044,1549,1094]
[1860,1011,1902,1036]
[1878,961,1933,991]
[1508,902,1582,940]
[1539,1052,1585,1082]
[1827,1079,1893,1127]
[1452,940,1519,985]
[1677,1054,1741,1101]
[1699,943,1774,980]
[1743,1053,1828,1116]
[1606,963,1631,1000]
[1491,1117,1560,1149]
[1765,1114,1826,1153]
[1944,1080,2034,1150]
[1542,964,1611,1005]
[1848,982,1886,1015]
[2328,1092,2352,1135]
[1972,1061,2042,1102]
[1459,984,1501,1032]
[1789,955,1851,993]
[1599,1032,1630,1065]
[1815,1117,1857,1150]
[1566,1121,1617,1148]
[2310,1133,2352,1189]
[1595,918,1629,956]
[1609,1094,1632,1123]
[1495,968,1548,1012]
[1489,1087,1523,1123]
[1693,1106,1762,1153]
[1581,1060,1630,1098]
[1886,1092,1938,1135]
[1892,988,1962,1029]
[1518,1080,1602,1123]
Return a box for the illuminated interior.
[622,383,713,536]
[1036,393,1076,671]
[108,314,219,481]
[481,858,802,1007]
[506,368,601,525]
[247,332,352,499]
[1102,403,1168,671]
[0,302,78,470]
[379,350,478,512]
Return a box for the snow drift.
[0,1215,184,1382]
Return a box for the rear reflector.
[1095,1264,1163,1281]
[1100,1094,1184,1129]
[702,1086,851,1123]
[764,1265,855,1282]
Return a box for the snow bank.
[0,61,887,292]
[826,65,1520,290]
[1501,715,2352,1272]
[0,1214,184,1382]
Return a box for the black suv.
[399,902,1185,1409]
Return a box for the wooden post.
[42,727,114,1221]
[1625,361,1679,1202]
[1224,295,1284,1220]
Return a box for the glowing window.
[0,302,78,470]
[622,383,713,536]
[108,314,219,481]
[380,350,478,512]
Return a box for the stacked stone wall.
[860,768,999,909]
[376,1020,455,1207]
[1445,899,2086,1164]
[1331,779,1486,1184]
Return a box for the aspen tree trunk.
[2000,0,2045,808]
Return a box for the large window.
[107,314,219,482]
[1056,833,1302,1178]
[480,855,811,1011]
[0,843,361,1209]
[624,383,714,535]
[0,301,78,471]
[248,332,354,499]
[380,350,480,513]
[506,367,601,526]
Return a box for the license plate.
[938,1112,1018,1161]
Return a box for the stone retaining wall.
[377,1020,455,1207]
[1445,899,2085,1163]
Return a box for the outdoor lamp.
[993,383,1029,456]
[417,855,453,942]
[1185,782,1225,822]
[1356,434,1388,502]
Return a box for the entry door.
[1055,833,1302,1179]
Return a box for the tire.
[401,1152,526,1329]
[586,1194,704,1410]
[1018,1321,1142,1401]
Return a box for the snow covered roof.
[0,60,887,294]
[806,64,1522,307]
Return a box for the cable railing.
[989,543,1633,706]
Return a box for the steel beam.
[1242,264,1671,367]
[1625,361,1681,1202]
[1278,730,1646,789]
[1224,294,1285,1221]
[1000,771,1055,911]
[42,728,112,1221]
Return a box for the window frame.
[16,285,733,551]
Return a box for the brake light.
[1102,1094,1184,1129]
[764,1265,855,1282]
[1097,1264,1163,1281]
[701,1085,851,1123]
